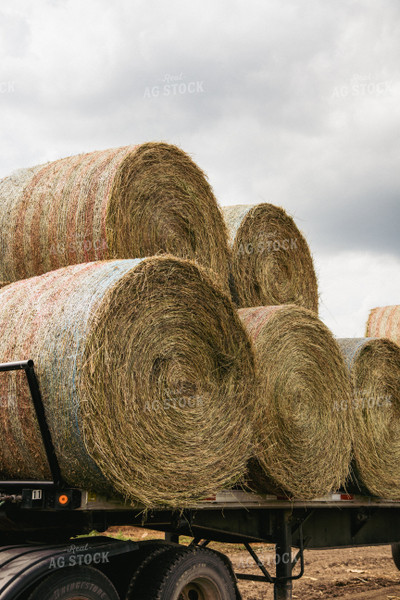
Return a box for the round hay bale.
[0,143,230,291]
[366,305,400,346]
[239,305,352,499]
[222,204,318,311]
[337,338,400,499]
[0,257,255,508]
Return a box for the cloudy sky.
[1,0,399,336]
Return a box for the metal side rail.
[0,360,81,510]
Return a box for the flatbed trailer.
[1,360,400,600]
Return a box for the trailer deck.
[2,359,400,599]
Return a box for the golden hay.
[222,204,318,311]
[366,305,400,346]
[0,143,230,291]
[338,338,400,499]
[239,305,352,499]
[0,257,256,508]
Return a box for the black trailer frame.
[1,360,400,600]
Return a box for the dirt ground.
[106,526,400,599]
[231,545,400,600]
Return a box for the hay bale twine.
[337,338,400,499]
[239,305,352,498]
[366,305,400,346]
[222,204,318,311]
[0,257,255,508]
[0,144,230,291]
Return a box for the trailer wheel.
[27,566,119,600]
[392,543,400,570]
[127,546,238,600]
[126,541,175,591]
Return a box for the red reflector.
[340,494,354,501]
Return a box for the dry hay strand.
[222,204,318,311]
[366,305,400,346]
[0,256,256,508]
[337,338,400,499]
[239,305,352,499]
[0,143,230,291]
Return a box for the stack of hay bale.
[0,140,394,507]
[223,205,400,501]
[0,143,256,508]
[221,204,353,498]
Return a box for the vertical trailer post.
[274,510,293,600]
[0,360,64,487]
[165,533,180,543]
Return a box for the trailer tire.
[392,543,400,570]
[27,566,119,600]
[127,545,238,600]
[126,541,174,591]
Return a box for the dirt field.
[106,526,400,599]
[231,545,400,599]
